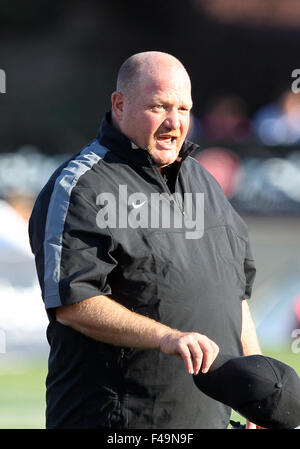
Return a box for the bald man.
[29,51,260,429]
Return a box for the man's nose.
[163,109,180,130]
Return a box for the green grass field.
[0,346,299,429]
[0,356,48,429]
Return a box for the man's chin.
[150,148,180,168]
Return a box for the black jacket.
[29,113,256,429]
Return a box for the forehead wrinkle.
[145,87,192,109]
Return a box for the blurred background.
[0,0,300,428]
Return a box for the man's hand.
[159,331,219,375]
[56,296,219,376]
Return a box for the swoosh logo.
[131,200,147,209]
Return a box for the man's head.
[111,51,193,169]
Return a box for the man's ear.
[111,91,124,121]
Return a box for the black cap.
[193,354,300,429]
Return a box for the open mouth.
[156,135,178,150]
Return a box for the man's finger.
[159,331,219,375]
[198,342,213,374]
[178,344,195,374]
[187,341,203,375]
[198,337,219,374]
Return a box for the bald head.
[111,51,193,169]
[116,51,191,100]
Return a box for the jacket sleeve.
[43,187,117,309]
[223,196,256,301]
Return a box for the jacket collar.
[97,112,195,168]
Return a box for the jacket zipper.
[120,347,125,367]
[149,157,185,216]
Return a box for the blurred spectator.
[4,192,35,222]
[294,294,300,329]
[202,95,252,144]
[0,194,48,351]
[0,146,71,200]
[253,90,300,146]
[0,193,35,284]
[195,147,242,198]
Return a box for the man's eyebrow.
[150,96,193,108]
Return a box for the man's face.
[113,69,193,168]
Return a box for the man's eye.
[152,105,165,110]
